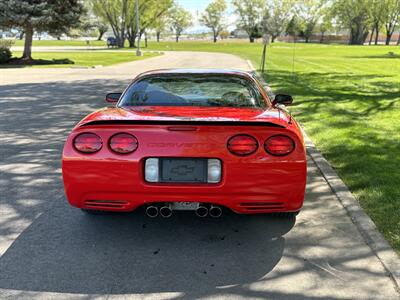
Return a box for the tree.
[286,15,302,37]
[232,0,265,42]
[262,0,293,43]
[125,0,172,48]
[368,0,385,45]
[92,0,129,48]
[295,0,324,43]
[169,4,192,42]
[152,15,168,42]
[219,30,230,39]
[94,22,109,41]
[200,0,227,43]
[332,0,372,45]
[382,0,400,45]
[317,13,333,43]
[81,0,109,41]
[0,0,84,60]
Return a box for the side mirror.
[106,92,122,103]
[272,94,293,106]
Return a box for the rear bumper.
[62,159,306,214]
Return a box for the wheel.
[269,211,300,218]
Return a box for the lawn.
[3,51,160,68]
[143,41,400,251]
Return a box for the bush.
[0,48,12,63]
[0,39,14,63]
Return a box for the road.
[0,51,398,299]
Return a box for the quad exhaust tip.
[195,204,209,217]
[146,203,222,218]
[209,205,222,218]
[159,204,173,218]
[146,205,159,218]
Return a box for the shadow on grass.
[0,57,74,68]
[349,53,400,59]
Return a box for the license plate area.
[160,158,207,183]
[172,202,199,210]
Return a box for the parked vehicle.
[106,37,117,48]
[62,69,307,218]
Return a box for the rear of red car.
[62,70,306,216]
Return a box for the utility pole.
[136,0,142,56]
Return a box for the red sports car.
[62,69,306,218]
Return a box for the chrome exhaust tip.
[195,204,208,217]
[209,205,222,218]
[146,205,159,218]
[159,204,173,218]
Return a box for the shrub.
[0,39,14,63]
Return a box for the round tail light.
[73,133,102,153]
[109,133,138,154]
[264,135,295,156]
[227,134,258,156]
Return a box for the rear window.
[119,74,265,108]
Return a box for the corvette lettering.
[147,142,218,148]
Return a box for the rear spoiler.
[79,120,286,128]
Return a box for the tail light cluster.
[228,134,295,156]
[73,132,294,157]
[227,135,258,156]
[73,132,138,154]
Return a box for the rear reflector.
[109,133,138,154]
[73,133,102,153]
[264,135,295,156]
[207,159,221,183]
[227,134,258,156]
[145,158,159,182]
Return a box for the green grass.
[13,39,106,47]
[4,51,160,68]
[143,41,400,251]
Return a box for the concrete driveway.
[0,52,398,299]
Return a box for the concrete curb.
[246,59,400,292]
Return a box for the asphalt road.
[0,52,398,299]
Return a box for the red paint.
[62,70,306,214]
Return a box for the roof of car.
[136,68,254,78]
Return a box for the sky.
[177,0,237,33]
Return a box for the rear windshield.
[118,74,265,108]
